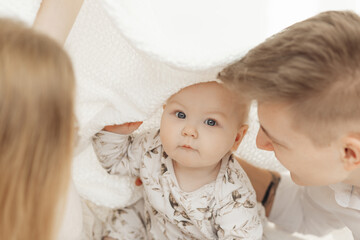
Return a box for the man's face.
[256,102,349,186]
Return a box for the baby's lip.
[179,145,198,153]
[181,144,193,149]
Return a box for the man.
[218,10,360,239]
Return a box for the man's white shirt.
[270,172,360,239]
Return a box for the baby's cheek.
[159,131,169,148]
[212,138,233,155]
[161,138,175,159]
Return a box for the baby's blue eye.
[175,111,186,119]
[205,119,217,126]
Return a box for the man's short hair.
[219,11,360,145]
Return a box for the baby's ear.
[162,104,166,110]
[231,125,248,152]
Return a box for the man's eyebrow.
[260,125,288,148]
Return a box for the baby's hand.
[103,121,143,135]
[102,237,117,240]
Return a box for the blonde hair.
[219,11,360,145]
[0,19,75,240]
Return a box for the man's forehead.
[258,101,288,111]
[258,101,296,120]
[258,103,289,127]
[258,102,311,142]
[258,102,296,126]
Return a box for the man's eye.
[204,119,216,126]
[175,111,186,119]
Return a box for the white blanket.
[66,0,264,208]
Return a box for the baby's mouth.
[181,145,192,149]
[180,144,195,150]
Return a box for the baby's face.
[160,82,246,169]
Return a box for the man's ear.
[231,124,249,152]
[340,134,360,171]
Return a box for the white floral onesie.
[92,129,263,240]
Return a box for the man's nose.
[181,125,198,139]
[256,128,274,151]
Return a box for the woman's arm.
[33,0,84,45]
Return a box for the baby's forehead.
[168,81,230,100]
[167,82,248,118]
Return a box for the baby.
[93,81,263,239]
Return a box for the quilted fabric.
[65,0,272,207]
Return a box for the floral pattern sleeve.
[92,130,160,177]
[214,188,262,239]
[213,157,263,239]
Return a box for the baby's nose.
[181,126,198,138]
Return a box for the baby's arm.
[214,162,263,239]
[214,192,263,239]
[236,156,280,217]
[92,122,143,176]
